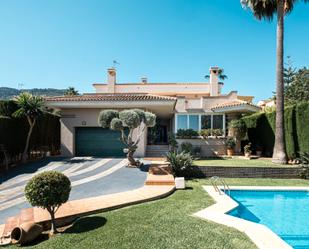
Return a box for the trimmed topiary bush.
[119,110,140,128]
[98,110,119,128]
[144,112,156,127]
[98,109,156,167]
[25,171,71,234]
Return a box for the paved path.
[0,157,149,224]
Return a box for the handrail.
[210,176,230,196]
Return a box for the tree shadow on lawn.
[19,217,107,247]
[65,216,107,234]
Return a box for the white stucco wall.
[60,109,146,157]
[175,91,239,113]
[93,83,211,95]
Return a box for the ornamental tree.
[98,109,156,167]
[25,171,71,234]
[241,0,309,164]
[13,92,45,163]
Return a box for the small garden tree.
[25,171,71,234]
[98,109,156,167]
[13,92,45,162]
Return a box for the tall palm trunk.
[22,117,35,163]
[272,0,287,164]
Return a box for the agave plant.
[166,151,193,176]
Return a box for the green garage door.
[75,127,126,157]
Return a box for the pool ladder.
[210,176,230,196]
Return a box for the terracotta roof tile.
[45,93,176,102]
[211,101,260,110]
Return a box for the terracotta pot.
[227,149,234,156]
[245,152,251,158]
[11,222,43,245]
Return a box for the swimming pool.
[229,190,309,249]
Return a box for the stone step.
[146,153,167,157]
[145,165,174,186]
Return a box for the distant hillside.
[0,87,66,100]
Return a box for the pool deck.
[193,186,309,249]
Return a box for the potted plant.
[199,129,212,139]
[212,129,223,138]
[225,137,236,156]
[244,143,252,158]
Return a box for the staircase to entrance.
[146,145,169,157]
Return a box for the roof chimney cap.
[141,76,148,84]
[210,66,220,74]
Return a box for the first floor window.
[201,115,211,129]
[188,115,199,131]
[213,115,223,129]
[176,114,225,134]
[177,115,187,130]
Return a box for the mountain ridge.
[0,87,66,100]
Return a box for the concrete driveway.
[0,157,149,223]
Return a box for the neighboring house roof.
[45,93,177,102]
[211,101,261,113]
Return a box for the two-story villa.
[46,67,260,158]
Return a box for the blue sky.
[0,0,308,102]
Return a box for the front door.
[147,120,169,145]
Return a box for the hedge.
[0,100,60,160]
[296,102,309,153]
[241,102,309,159]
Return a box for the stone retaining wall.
[188,166,303,179]
[176,138,226,157]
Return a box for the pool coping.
[193,186,309,249]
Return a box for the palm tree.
[205,68,228,81]
[13,92,45,163]
[241,0,308,164]
[64,87,79,96]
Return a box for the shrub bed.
[0,100,60,165]
[241,102,309,159]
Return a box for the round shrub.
[144,112,156,127]
[110,118,123,131]
[132,109,146,122]
[98,110,119,128]
[119,110,140,129]
[25,171,71,209]
[25,171,71,234]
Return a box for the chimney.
[209,66,219,96]
[107,68,116,93]
[141,76,148,84]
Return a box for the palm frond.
[13,92,45,119]
[241,0,277,21]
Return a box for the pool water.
[229,190,309,249]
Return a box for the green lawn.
[194,158,297,167]
[11,178,309,249]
